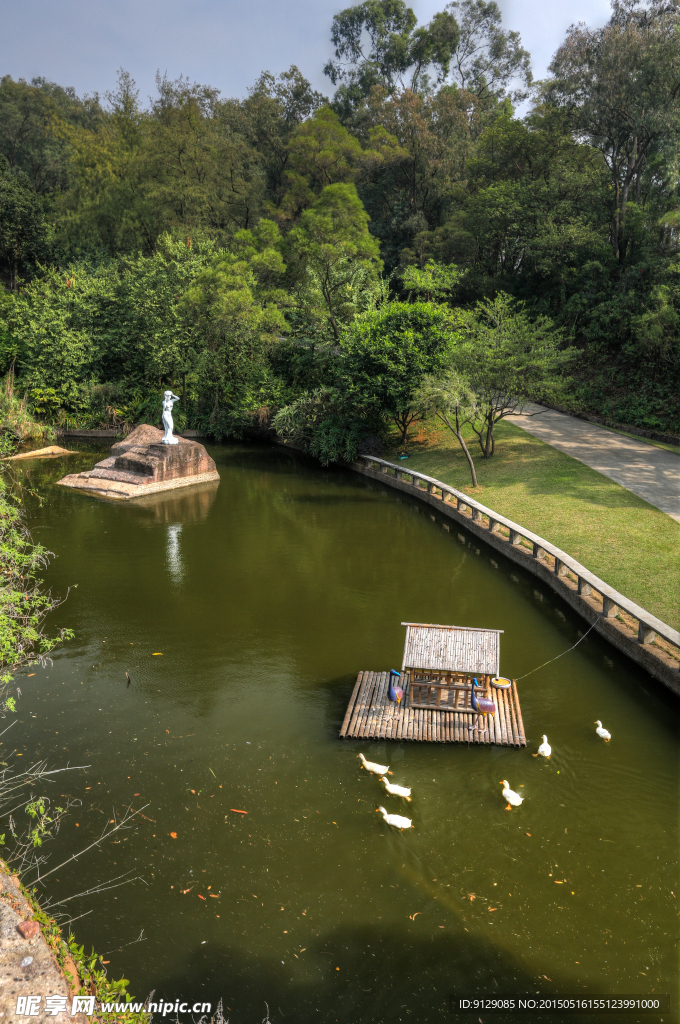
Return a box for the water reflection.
[134,479,219,523]
[166,523,184,583]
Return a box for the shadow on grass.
[395,424,668,514]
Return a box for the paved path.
[505,404,680,523]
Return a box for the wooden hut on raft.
[339,622,526,746]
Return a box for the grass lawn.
[383,419,680,630]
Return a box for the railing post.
[457,498,467,513]
[638,621,656,644]
[554,557,568,577]
[472,508,483,522]
[509,529,522,546]
[603,596,618,617]
[489,518,500,533]
[533,542,546,560]
[577,577,592,597]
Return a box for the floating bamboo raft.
[339,622,526,746]
[339,670,526,745]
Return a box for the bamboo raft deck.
[339,669,526,746]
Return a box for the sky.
[0,0,612,107]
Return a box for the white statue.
[161,390,181,445]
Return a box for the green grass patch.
[385,420,680,630]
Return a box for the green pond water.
[8,444,679,1024]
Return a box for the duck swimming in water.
[380,777,412,801]
[595,720,611,741]
[535,735,551,758]
[358,753,392,775]
[500,780,524,809]
[376,806,413,830]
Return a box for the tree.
[409,108,612,311]
[275,105,405,225]
[143,73,265,236]
[446,0,532,103]
[337,300,461,442]
[102,234,218,405]
[401,258,461,301]
[0,166,51,288]
[547,0,680,259]
[242,66,328,205]
[454,292,564,457]
[357,84,481,269]
[272,387,369,464]
[8,261,118,414]
[54,70,266,256]
[181,220,290,434]
[325,0,459,109]
[0,74,101,195]
[414,369,479,485]
[0,479,73,691]
[279,107,367,220]
[286,183,383,340]
[48,70,158,256]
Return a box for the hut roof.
[400,622,502,677]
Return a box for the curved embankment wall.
[351,456,680,696]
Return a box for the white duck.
[536,735,551,758]
[376,805,413,830]
[380,776,411,801]
[595,720,611,742]
[358,753,392,775]
[500,780,524,810]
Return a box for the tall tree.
[144,73,264,235]
[408,109,612,313]
[0,165,51,289]
[337,300,461,441]
[547,0,680,259]
[181,221,289,432]
[0,74,101,195]
[242,66,328,204]
[325,0,459,111]
[55,70,266,255]
[415,370,480,485]
[453,292,564,457]
[50,70,159,255]
[286,183,383,339]
[445,0,532,103]
[358,84,480,268]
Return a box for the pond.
[9,443,679,1024]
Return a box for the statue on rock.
[56,400,219,501]
[162,391,181,445]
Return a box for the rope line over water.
[515,616,603,681]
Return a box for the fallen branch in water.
[24,803,150,886]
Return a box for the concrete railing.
[356,455,680,675]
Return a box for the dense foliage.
[0,0,679,451]
[0,475,72,691]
